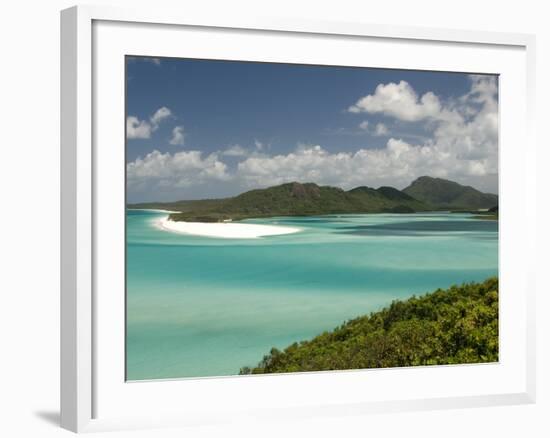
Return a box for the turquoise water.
[126,210,498,380]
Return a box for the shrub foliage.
[240,277,498,374]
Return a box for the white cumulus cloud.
[358,121,389,136]
[127,106,173,140]
[235,143,417,190]
[222,144,248,157]
[374,123,389,136]
[150,107,172,126]
[126,116,152,139]
[169,126,185,145]
[348,80,459,123]
[127,150,229,192]
[359,120,369,130]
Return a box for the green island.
[240,277,498,374]
[129,176,498,222]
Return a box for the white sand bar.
[156,217,301,239]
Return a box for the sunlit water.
[126,210,498,380]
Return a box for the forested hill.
[128,177,499,222]
[240,277,498,375]
[403,176,498,210]
[131,182,430,222]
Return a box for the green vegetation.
[133,181,432,222]
[131,182,431,222]
[128,176,499,222]
[403,176,498,210]
[240,277,498,374]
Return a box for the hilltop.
[403,176,498,210]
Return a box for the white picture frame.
[60,4,537,433]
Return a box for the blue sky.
[126,56,498,202]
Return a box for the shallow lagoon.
[126,210,498,380]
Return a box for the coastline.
[128,208,180,214]
[240,277,499,375]
[155,216,301,239]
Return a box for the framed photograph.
[61,5,536,433]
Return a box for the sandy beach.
[156,217,301,239]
